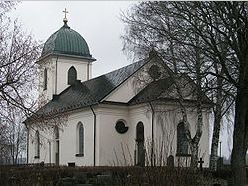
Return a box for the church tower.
[37,10,96,104]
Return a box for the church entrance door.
[136,122,145,166]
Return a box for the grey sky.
[11,1,135,77]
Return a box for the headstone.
[73,172,87,184]
[40,161,45,167]
[167,155,174,168]
[58,177,75,186]
[198,157,204,171]
[68,162,75,167]
[97,174,112,184]
[217,157,223,170]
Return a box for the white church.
[25,16,211,167]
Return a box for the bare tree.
[122,2,247,185]
[0,105,27,164]
[121,2,213,169]
[0,1,41,118]
[0,2,41,164]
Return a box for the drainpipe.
[55,56,59,94]
[90,106,96,166]
[48,140,51,164]
[24,122,29,164]
[148,102,155,166]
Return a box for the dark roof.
[129,77,174,105]
[28,59,148,121]
[129,75,212,105]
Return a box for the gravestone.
[40,161,45,167]
[73,172,87,184]
[167,155,174,168]
[97,173,112,185]
[217,157,223,170]
[198,158,204,171]
[58,177,76,186]
[68,162,75,167]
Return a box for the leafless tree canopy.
[0,2,41,164]
[122,2,248,185]
[0,2,41,117]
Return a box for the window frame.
[68,66,77,85]
[43,68,47,90]
[34,130,40,159]
[176,122,191,157]
[75,122,84,157]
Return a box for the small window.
[176,122,190,156]
[35,130,40,158]
[136,122,144,142]
[148,64,161,80]
[68,66,77,85]
[43,68,47,90]
[76,122,84,156]
[54,126,59,140]
[115,120,128,134]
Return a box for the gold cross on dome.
[63,8,69,21]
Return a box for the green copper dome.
[41,21,93,59]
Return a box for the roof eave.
[36,52,96,64]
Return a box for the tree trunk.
[231,89,248,186]
[190,142,199,168]
[209,112,221,171]
[210,69,223,171]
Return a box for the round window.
[115,120,128,134]
[148,64,161,80]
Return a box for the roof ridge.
[82,59,146,83]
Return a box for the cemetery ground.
[0,161,243,186]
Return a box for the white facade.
[37,55,93,104]
[28,55,211,167]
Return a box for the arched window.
[54,126,59,140]
[76,122,84,156]
[35,130,40,158]
[43,68,47,90]
[177,122,189,156]
[136,122,144,142]
[136,122,145,166]
[68,66,77,85]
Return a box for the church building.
[25,16,211,167]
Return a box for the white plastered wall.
[95,102,209,167]
[95,103,152,166]
[56,57,92,94]
[38,55,93,104]
[38,57,55,103]
[154,102,210,167]
[28,126,53,164]
[28,102,210,167]
[58,109,94,166]
[28,108,95,166]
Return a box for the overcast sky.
[11,1,136,77]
